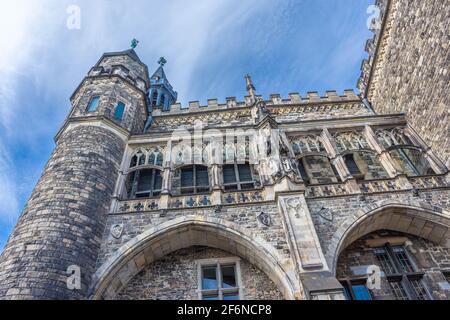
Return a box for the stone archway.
[329,199,450,275]
[89,216,301,300]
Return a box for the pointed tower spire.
[245,74,257,100]
[149,57,177,111]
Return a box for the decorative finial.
[245,74,256,99]
[158,57,167,67]
[131,38,139,49]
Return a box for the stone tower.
[149,59,178,111]
[0,49,150,299]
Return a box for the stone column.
[321,129,360,194]
[364,125,399,178]
[278,194,344,299]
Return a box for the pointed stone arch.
[330,198,450,275]
[90,216,301,300]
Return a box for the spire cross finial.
[158,57,167,67]
[131,38,139,49]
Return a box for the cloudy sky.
[0,0,374,249]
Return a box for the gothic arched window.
[389,148,435,177]
[160,94,166,107]
[86,96,100,112]
[152,91,158,106]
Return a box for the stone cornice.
[54,116,130,143]
[128,113,407,144]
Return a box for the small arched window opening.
[127,169,163,199]
[298,156,340,185]
[222,163,257,191]
[130,151,145,168]
[160,94,166,107]
[114,102,126,120]
[152,91,158,106]
[175,165,210,195]
[86,96,100,112]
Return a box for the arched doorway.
[331,204,450,300]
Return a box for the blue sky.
[0,0,374,250]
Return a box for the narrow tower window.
[114,102,126,120]
[86,96,100,112]
[152,91,158,106]
[160,94,166,107]
[344,154,362,178]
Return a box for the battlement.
[357,0,391,98]
[151,89,361,116]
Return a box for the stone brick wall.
[337,230,450,300]
[70,78,147,134]
[116,247,283,300]
[0,126,125,299]
[97,202,290,268]
[363,0,450,166]
[307,189,450,268]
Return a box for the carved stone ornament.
[111,224,124,239]
[257,212,272,227]
[286,198,303,219]
[317,207,334,222]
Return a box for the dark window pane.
[152,92,158,106]
[87,96,100,112]
[196,166,209,187]
[238,164,252,182]
[298,160,309,183]
[410,279,428,300]
[203,295,219,301]
[223,165,237,184]
[137,170,153,192]
[221,265,237,288]
[345,154,361,176]
[389,281,409,300]
[114,102,125,120]
[148,153,156,165]
[341,283,352,300]
[130,155,138,168]
[392,247,414,273]
[202,267,218,290]
[181,168,194,187]
[154,171,163,191]
[352,285,372,300]
[374,248,397,275]
[224,185,238,191]
[240,183,255,190]
[223,294,240,300]
[156,153,164,166]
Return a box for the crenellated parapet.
[357,0,398,99]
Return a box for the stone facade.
[359,0,450,167]
[0,41,449,301]
[116,247,282,300]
